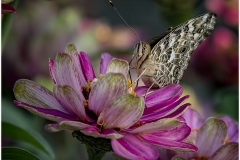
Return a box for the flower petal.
[13,79,65,112]
[196,118,227,157]
[219,116,239,142]
[53,85,86,121]
[54,53,86,95]
[100,52,114,74]
[2,4,16,14]
[144,84,183,109]
[45,121,91,132]
[79,51,96,81]
[161,103,191,119]
[111,133,159,160]
[182,108,204,132]
[49,59,56,84]
[141,96,189,122]
[211,142,238,160]
[98,94,144,129]
[81,125,123,139]
[139,133,197,152]
[106,59,129,77]
[65,43,87,86]
[88,73,128,116]
[14,101,78,122]
[131,118,184,134]
[141,123,191,142]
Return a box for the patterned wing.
[149,13,216,87]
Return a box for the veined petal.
[106,59,129,77]
[219,116,239,142]
[53,85,86,121]
[49,59,56,84]
[88,73,128,116]
[131,118,184,134]
[141,96,189,122]
[111,133,159,160]
[54,53,84,96]
[65,43,87,86]
[196,118,227,157]
[140,123,191,141]
[81,126,123,139]
[161,103,191,119]
[98,94,144,129]
[100,52,114,74]
[144,84,183,110]
[211,142,238,160]
[139,133,197,152]
[13,79,65,112]
[14,101,78,122]
[79,51,96,81]
[45,121,91,132]
[182,108,204,132]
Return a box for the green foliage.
[2,99,55,159]
[2,147,40,160]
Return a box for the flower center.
[127,79,136,95]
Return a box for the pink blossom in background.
[206,0,238,26]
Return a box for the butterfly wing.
[148,13,216,87]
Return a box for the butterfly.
[130,13,217,88]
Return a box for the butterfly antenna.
[109,0,141,42]
[109,0,141,84]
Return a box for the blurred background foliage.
[2,0,238,159]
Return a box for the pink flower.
[205,0,238,26]
[2,0,16,14]
[13,44,196,159]
[158,108,239,160]
[191,27,238,85]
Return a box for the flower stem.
[72,131,112,160]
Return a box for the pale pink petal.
[49,59,56,84]
[139,133,197,151]
[219,116,239,142]
[45,121,91,132]
[88,73,128,116]
[79,51,96,81]
[53,85,86,121]
[211,142,238,160]
[14,101,78,122]
[54,53,85,96]
[131,118,184,134]
[98,94,144,129]
[100,52,114,74]
[144,84,183,109]
[182,108,204,131]
[111,133,159,160]
[13,79,66,112]
[81,126,123,139]
[65,43,87,86]
[106,59,129,77]
[196,118,227,157]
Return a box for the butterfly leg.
[133,68,146,86]
[143,81,157,100]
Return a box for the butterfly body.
[131,13,217,88]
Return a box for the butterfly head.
[130,41,151,70]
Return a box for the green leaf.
[2,121,54,159]
[2,147,40,160]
